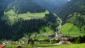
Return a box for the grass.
[4,9,49,20]
[61,23,85,35]
[39,26,52,34]
[37,36,48,40]
[5,43,85,48]
[37,26,53,40]
[43,43,85,48]
[5,44,31,48]
[2,9,49,25]
[18,10,49,20]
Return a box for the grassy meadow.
[2,9,49,25]
[61,23,85,35]
[43,43,85,48]
[5,43,85,48]
[4,9,49,20]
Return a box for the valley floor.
[43,43,85,48]
[5,43,85,48]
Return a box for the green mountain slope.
[0,0,59,40]
[57,0,85,20]
[61,23,85,35]
[58,0,85,35]
[2,0,49,25]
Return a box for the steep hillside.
[58,0,85,35]
[61,23,85,35]
[0,0,14,17]
[0,0,15,25]
[5,0,46,13]
[2,0,49,25]
[56,0,85,20]
[0,0,59,40]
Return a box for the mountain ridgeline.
[5,0,46,13]
[0,0,14,17]
[36,0,68,12]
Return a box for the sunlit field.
[4,9,49,20]
[5,43,85,48]
[61,23,85,35]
